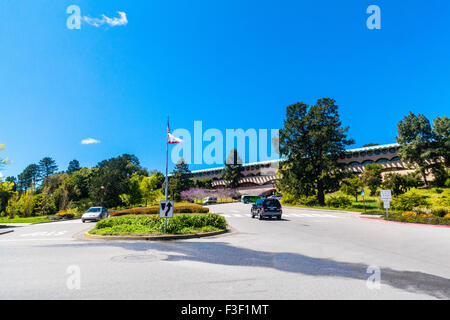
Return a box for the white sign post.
[380,190,392,217]
[160,201,174,233]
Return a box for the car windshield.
[87,208,101,213]
[263,199,281,208]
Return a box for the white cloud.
[81,138,101,145]
[83,11,128,27]
[0,172,3,178]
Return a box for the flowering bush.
[55,211,75,219]
[402,211,416,217]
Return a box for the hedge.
[110,203,209,217]
[90,214,227,235]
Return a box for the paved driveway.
[0,203,449,299]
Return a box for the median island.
[87,203,228,238]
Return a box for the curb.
[359,215,383,219]
[84,228,230,241]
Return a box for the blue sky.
[1,0,449,178]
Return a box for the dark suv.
[251,198,282,220]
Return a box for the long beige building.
[190,143,410,196]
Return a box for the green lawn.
[0,216,52,224]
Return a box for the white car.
[81,207,109,223]
[203,197,218,205]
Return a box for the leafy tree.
[341,177,362,201]
[17,189,36,217]
[222,149,244,188]
[5,193,20,218]
[396,112,434,185]
[221,149,244,189]
[139,174,163,206]
[362,164,383,196]
[65,168,95,201]
[432,116,450,167]
[67,159,81,174]
[89,154,143,208]
[119,173,143,207]
[39,157,58,184]
[0,180,15,215]
[193,178,213,189]
[169,158,193,201]
[18,164,41,191]
[279,98,354,206]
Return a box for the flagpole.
[164,116,169,234]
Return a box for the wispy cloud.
[81,138,101,145]
[83,11,128,27]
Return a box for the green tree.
[89,154,144,208]
[139,174,163,206]
[396,112,434,185]
[279,98,354,206]
[67,159,81,174]
[169,158,193,201]
[18,164,40,191]
[194,178,213,189]
[341,177,362,201]
[0,180,15,215]
[221,149,244,189]
[362,163,383,196]
[432,116,450,166]
[39,157,58,184]
[17,188,36,217]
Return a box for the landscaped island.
[89,203,227,236]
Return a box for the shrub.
[391,190,430,211]
[431,207,449,218]
[438,196,450,208]
[326,195,352,208]
[402,211,416,217]
[413,207,431,215]
[444,214,450,219]
[110,203,209,217]
[55,211,75,219]
[296,195,318,206]
[281,192,297,205]
[435,188,443,194]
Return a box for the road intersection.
[1,203,449,299]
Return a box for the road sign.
[383,201,390,209]
[160,201,174,218]
[380,190,392,201]
[361,189,365,196]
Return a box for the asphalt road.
[1,202,449,299]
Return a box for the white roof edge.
[189,143,399,174]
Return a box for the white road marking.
[220,212,345,219]
[0,238,74,242]
[20,231,67,237]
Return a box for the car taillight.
[261,206,264,211]
[280,206,282,210]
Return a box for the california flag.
[167,125,182,144]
